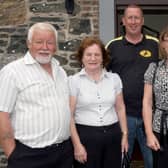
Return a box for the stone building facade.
[0,0,99,167]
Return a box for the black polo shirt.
[106,35,159,117]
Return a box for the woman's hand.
[146,133,160,151]
[74,143,87,164]
[121,134,129,153]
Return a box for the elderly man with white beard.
[0,22,73,168]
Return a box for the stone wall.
[0,0,99,167]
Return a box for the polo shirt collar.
[123,34,145,45]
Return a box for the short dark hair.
[124,4,143,17]
[76,36,110,68]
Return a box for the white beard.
[35,55,52,64]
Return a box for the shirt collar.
[24,51,37,65]
[79,68,110,79]
[123,34,145,45]
[159,59,167,67]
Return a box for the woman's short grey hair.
[27,22,58,43]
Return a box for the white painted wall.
[99,0,115,44]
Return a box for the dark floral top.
[144,60,168,133]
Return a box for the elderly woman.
[143,26,168,168]
[69,37,128,168]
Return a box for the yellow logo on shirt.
[139,50,152,57]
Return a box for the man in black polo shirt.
[106,4,158,168]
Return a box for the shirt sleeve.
[113,73,123,95]
[144,62,157,85]
[0,66,19,113]
[68,75,79,97]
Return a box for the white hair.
[27,22,58,43]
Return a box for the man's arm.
[0,112,15,158]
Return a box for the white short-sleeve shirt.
[69,68,123,126]
[0,52,71,148]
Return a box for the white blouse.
[68,68,123,126]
